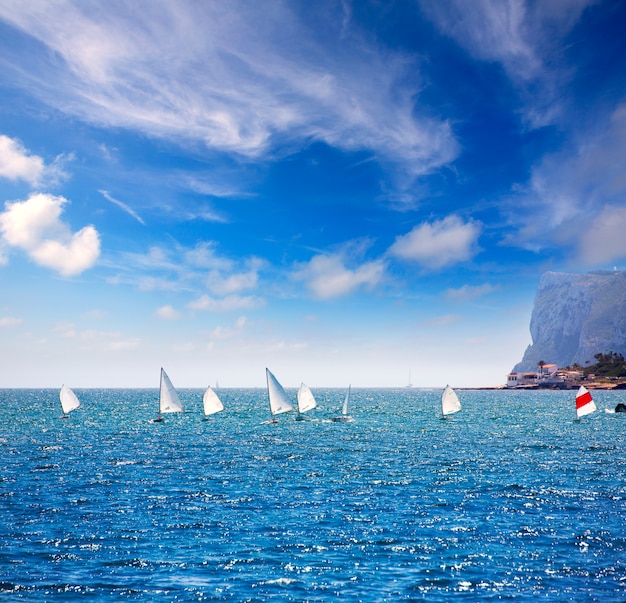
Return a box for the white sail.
[203,386,224,416]
[332,385,352,422]
[266,368,294,416]
[59,385,80,415]
[575,385,597,419]
[297,382,317,414]
[442,384,461,416]
[160,368,184,414]
[342,385,351,416]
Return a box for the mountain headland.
[514,270,626,374]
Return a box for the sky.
[0,0,625,389]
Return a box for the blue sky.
[0,0,625,388]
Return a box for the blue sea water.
[1,387,625,602]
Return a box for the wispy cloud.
[187,294,264,312]
[108,242,268,308]
[421,313,463,328]
[100,190,145,225]
[421,0,597,127]
[0,193,100,276]
[388,215,481,270]
[205,258,264,296]
[209,316,248,340]
[53,321,140,351]
[0,316,22,327]
[445,283,498,302]
[578,205,626,266]
[0,2,458,181]
[501,103,626,264]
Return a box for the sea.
[1,388,625,602]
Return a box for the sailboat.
[153,367,184,422]
[406,369,413,388]
[332,385,353,422]
[295,382,317,421]
[265,368,295,423]
[575,385,597,420]
[441,384,461,418]
[59,385,81,418]
[202,385,224,420]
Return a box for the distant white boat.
[575,385,597,420]
[59,385,80,418]
[202,385,224,420]
[406,369,413,388]
[154,367,184,422]
[441,384,461,418]
[332,385,353,422]
[265,368,295,423]
[296,382,317,421]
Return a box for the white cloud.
[187,294,264,312]
[209,316,248,340]
[293,252,386,299]
[0,134,70,187]
[445,283,497,302]
[0,135,45,184]
[205,258,264,296]
[0,193,100,276]
[0,316,22,327]
[154,305,181,320]
[389,215,481,269]
[184,242,234,271]
[0,2,458,178]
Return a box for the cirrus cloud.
[0,2,458,181]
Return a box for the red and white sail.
[575,385,597,419]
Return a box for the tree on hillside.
[583,351,626,377]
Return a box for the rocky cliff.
[513,271,626,372]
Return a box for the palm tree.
[538,360,546,380]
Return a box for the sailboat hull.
[332,416,352,422]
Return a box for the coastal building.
[506,365,585,388]
[507,372,539,387]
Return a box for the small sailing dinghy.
[575,385,597,420]
[295,382,317,421]
[265,368,295,423]
[153,367,184,422]
[59,385,81,418]
[332,385,353,422]
[202,385,224,421]
[441,384,461,419]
